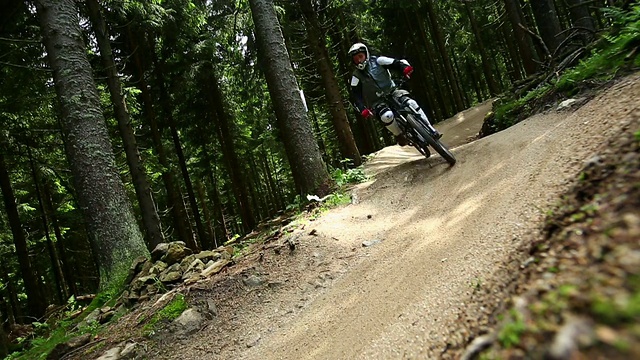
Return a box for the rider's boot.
[406,97,443,140]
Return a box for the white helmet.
[348,43,369,70]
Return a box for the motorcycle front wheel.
[407,115,456,166]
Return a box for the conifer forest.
[0,0,634,356]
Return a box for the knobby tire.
[407,115,456,166]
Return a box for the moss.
[143,294,188,335]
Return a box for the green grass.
[591,290,640,325]
[142,293,188,335]
[497,310,527,348]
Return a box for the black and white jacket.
[350,56,411,112]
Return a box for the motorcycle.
[379,79,456,166]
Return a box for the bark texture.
[530,0,565,53]
[249,0,330,196]
[465,2,501,96]
[425,0,465,112]
[0,153,46,317]
[565,0,596,42]
[126,29,194,248]
[36,0,148,289]
[503,0,540,74]
[206,65,256,231]
[87,0,164,251]
[299,0,361,166]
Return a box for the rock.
[119,342,139,360]
[246,334,261,348]
[81,308,101,327]
[151,243,170,262]
[243,275,264,287]
[206,299,218,317]
[96,345,123,360]
[46,333,92,360]
[148,261,168,276]
[162,242,193,265]
[184,274,201,285]
[548,316,594,359]
[98,307,115,324]
[182,259,205,280]
[179,254,196,271]
[174,308,203,334]
[159,271,182,284]
[460,333,496,360]
[124,256,149,284]
[141,275,157,284]
[217,245,234,259]
[362,239,381,247]
[124,292,140,306]
[201,259,231,277]
[556,98,585,111]
[195,250,222,263]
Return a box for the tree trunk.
[565,0,596,42]
[205,66,256,232]
[299,0,361,166]
[249,0,331,196]
[503,0,540,74]
[402,10,442,121]
[27,148,65,304]
[86,0,164,251]
[152,56,203,250]
[464,2,501,96]
[0,152,47,318]
[260,146,281,212]
[327,10,376,155]
[0,313,7,358]
[414,10,453,117]
[1,263,19,325]
[424,0,465,112]
[43,181,78,297]
[36,0,148,290]
[499,19,524,82]
[200,145,229,246]
[530,0,565,54]
[195,180,214,250]
[126,30,194,248]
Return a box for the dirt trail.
[161,74,639,360]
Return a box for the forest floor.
[97,73,638,359]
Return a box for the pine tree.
[35,0,148,290]
[249,0,331,196]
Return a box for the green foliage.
[5,327,69,360]
[285,195,305,212]
[497,310,526,348]
[591,290,640,324]
[143,294,188,335]
[319,192,351,209]
[491,6,639,133]
[557,6,640,93]
[492,85,552,131]
[330,164,368,187]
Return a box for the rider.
[348,42,441,146]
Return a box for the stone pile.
[121,241,233,305]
